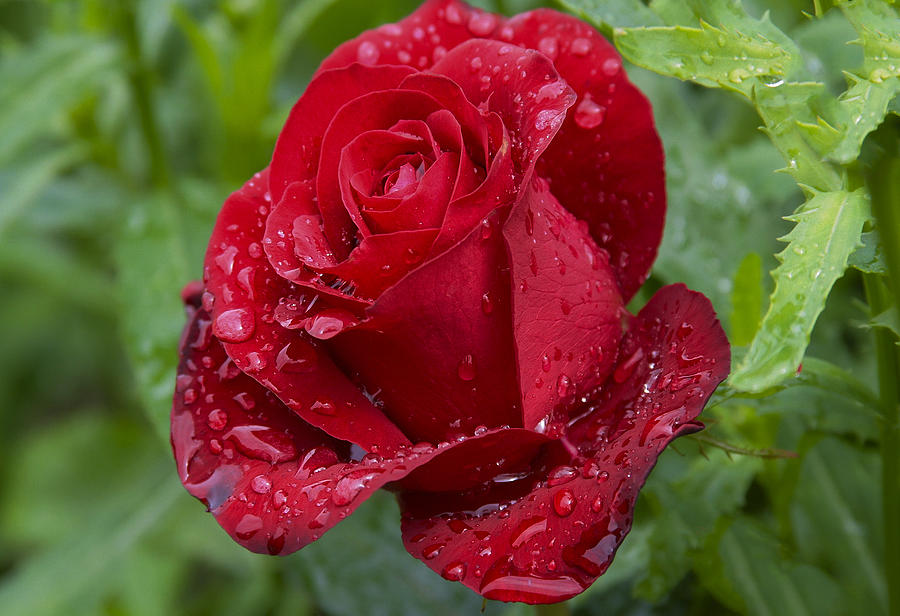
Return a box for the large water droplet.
[423,543,445,559]
[442,561,467,581]
[571,37,592,56]
[225,425,298,463]
[467,12,497,36]
[601,57,621,77]
[214,307,255,343]
[574,94,605,129]
[251,474,272,494]
[357,41,380,65]
[305,309,356,340]
[332,471,380,506]
[553,489,576,516]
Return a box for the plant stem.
[116,0,170,189]
[864,115,900,616]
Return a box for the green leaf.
[850,229,886,273]
[555,0,662,36]
[790,437,886,612]
[752,81,843,191]
[0,463,180,616]
[870,304,900,339]
[635,449,761,601]
[730,252,764,346]
[290,492,489,616]
[697,516,849,616]
[613,0,801,98]
[0,36,119,165]
[730,189,870,392]
[115,192,208,440]
[839,0,900,82]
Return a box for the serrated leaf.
[730,189,869,392]
[697,517,849,616]
[613,0,801,98]
[824,74,900,163]
[838,0,900,81]
[730,252,764,346]
[556,0,662,36]
[752,81,843,191]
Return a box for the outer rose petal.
[504,178,622,431]
[319,0,492,73]
[327,208,521,444]
[505,9,666,301]
[398,284,729,604]
[173,303,550,555]
[203,170,409,452]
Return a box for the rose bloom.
[172,0,729,604]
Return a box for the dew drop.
[251,474,272,494]
[423,543,445,559]
[571,37,592,56]
[235,514,263,539]
[481,292,494,315]
[311,399,337,416]
[214,307,255,343]
[467,12,497,36]
[574,94,605,129]
[442,561,467,581]
[538,36,558,60]
[458,354,477,381]
[601,57,621,77]
[207,409,228,431]
[275,341,318,373]
[553,489,576,517]
[357,41,380,65]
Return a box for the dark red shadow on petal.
[203,170,409,453]
[327,207,521,445]
[505,9,666,301]
[398,284,729,604]
[503,178,622,432]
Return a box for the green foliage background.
[0,0,897,614]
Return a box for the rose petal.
[269,64,417,259]
[503,178,622,432]
[319,0,486,73]
[174,308,552,556]
[317,89,446,258]
[326,207,520,444]
[203,170,409,452]
[398,284,730,604]
[429,39,576,173]
[505,9,666,300]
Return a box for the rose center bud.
[383,161,426,196]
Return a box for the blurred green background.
[0,0,890,614]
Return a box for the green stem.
[116,0,170,189]
[864,115,900,616]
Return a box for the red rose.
[172,0,729,604]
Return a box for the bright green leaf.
[556,0,662,36]
[850,230,887,273]
[730,189,870,392]
[730,252,764,346]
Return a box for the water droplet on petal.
[601,57,621,77]
[467,12,497,36]
[305,309,356,340]
[553,489,576,517]
[251,474,272,494]
[214,307,255,343]
[574,94,605,129]
[423,543,445,559]
[458,354,477,381]
[442,561,467,581]
[235,514,263,539]
[571,37,592,56]
[481,292,494,315]
[538,36,558,60]
[357,41,380,65]
[275,341,318,373]
[207,409,228,431]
